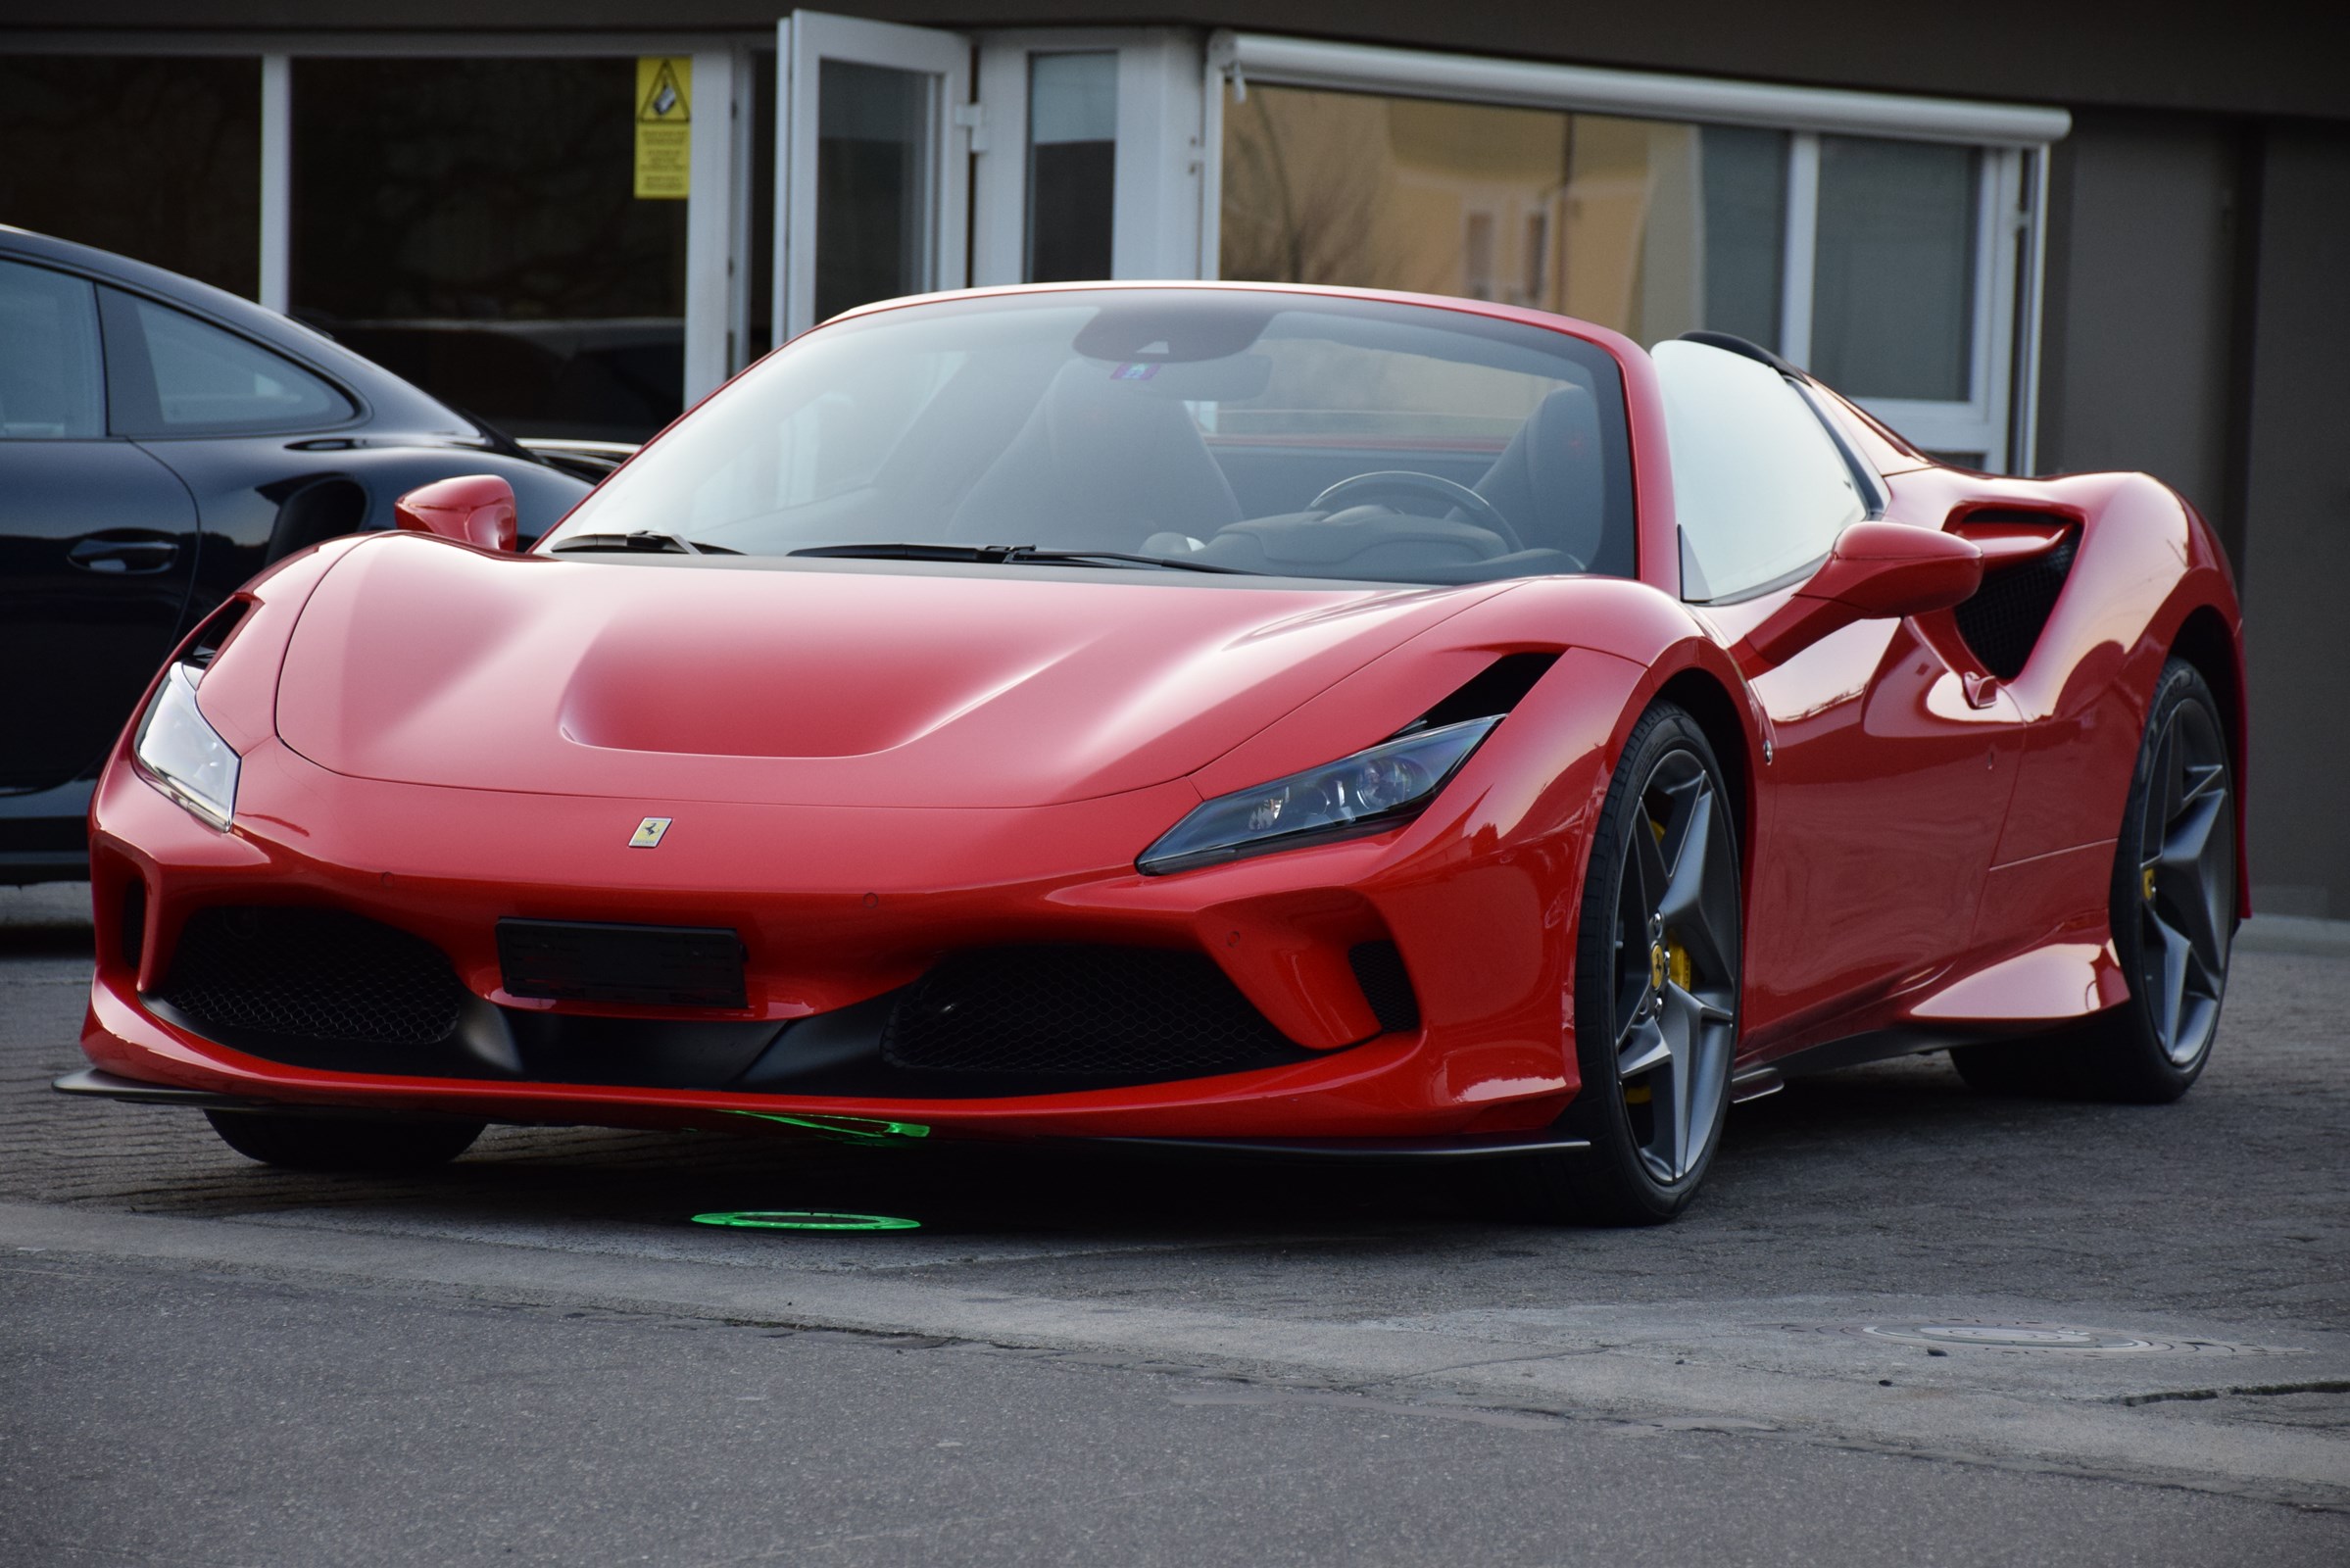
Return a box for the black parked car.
[0,225,593,883]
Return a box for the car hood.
[273,535,1513,808]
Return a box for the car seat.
[1474,384,1615,573]
[948,359,1244,549]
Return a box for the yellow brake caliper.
[1626,810,1689,1108]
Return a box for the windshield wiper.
[549,530,740,556]
[789,542,1256,575]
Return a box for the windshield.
[544,288,1636,584]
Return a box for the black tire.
[204,1109,485,1171]
[1503,704,1742,1225]
[1952,659,2235,1102]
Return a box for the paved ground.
[3,881,2346,1565]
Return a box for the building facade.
[4,2,2344,915]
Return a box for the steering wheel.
[1307,470,1523,552]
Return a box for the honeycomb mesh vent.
[1347,941,1421,1035]
[881,946,1301,1078]
[1954,532,2078,680]
[160,906,468,1047]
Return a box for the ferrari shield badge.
[629,816,672,848]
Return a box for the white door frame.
[970,29,1205,287]
[774,10,974,345]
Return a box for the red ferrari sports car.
[61,282,2246,1224]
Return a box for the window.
[103,292,350,435]
[549,287,1636,585]
[290,57,690,443]
[1463,212,1496,300]
[1521,211,1549,305]
[1653,340,1863,602]
[814,60,940,324]
[0,56,261,298]
[1812,137,1981,402]
[1221,87,1788,353]
[1026,53,1117,282]
[0,262,104,439]
[1212,45,2050,472]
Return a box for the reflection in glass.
[0,261,104,439]
[1697,127,1787,350]
[815,61,934,323]
[0,56,260,297]
[1221,86,1786,349]
[1026,53,1117,282]
[1811,136,1979,400]
[290,58,687,442]
[550,289,1639,583]
[127,297,350,433]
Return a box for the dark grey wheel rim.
[1608,748,1740,1185]
[2136,699,2232,1067]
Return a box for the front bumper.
[81,733,1586,1142]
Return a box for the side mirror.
[394,474,517,553]
[1735,521,1982,668]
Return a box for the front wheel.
[1504,704,1742,1225]
[205,1109,485,1171]
[1953,658,2235,1102]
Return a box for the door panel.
[779,11,971,340]
[1736,612,2023,1051]
[0,440,202,790]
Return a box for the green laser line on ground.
[691,1210,922,1231]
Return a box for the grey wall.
[2235,122,2350,918]
[2039,116,2350,917]
[2037,112,2245,556]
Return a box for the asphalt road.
[3,881,2346,1566]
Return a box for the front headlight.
[1138,716,1500,876]
[133,663,240,828]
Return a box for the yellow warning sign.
[634,57,692,200]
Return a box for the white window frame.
[1202,30,2068,471]
[1787,136,2030,468]
[773,12,973,345]
[969,29,1206,288]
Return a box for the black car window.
[0,260,105,439]
[99,288,353,436]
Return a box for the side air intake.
[1950,514,2078,680]
[1413,652,1559,730]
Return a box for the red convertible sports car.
[60,282,2246,1224]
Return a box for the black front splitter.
[53,1067,269,1109]
[54,1067,1591,1161]
[1094,1132,1591,1161]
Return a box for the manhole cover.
[1792,1319,2302,1355]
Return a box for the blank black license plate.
[497,919,747,1009]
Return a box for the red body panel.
[78,283,2248,1146]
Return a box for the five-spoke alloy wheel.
[1954,658,2236,1102]
[1508,703,1742,1224]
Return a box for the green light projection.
[691,1210,922,1232]
[719,1108,931,1143]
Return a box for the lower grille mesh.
[160,906,467,1047]
[881,946,1302,1078]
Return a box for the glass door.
[776,12,972,342]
